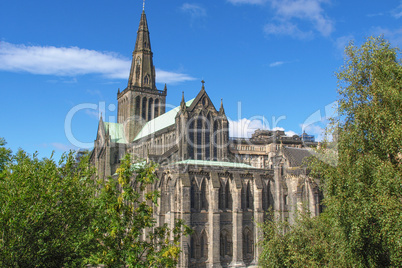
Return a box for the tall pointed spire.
[127,10,156,89]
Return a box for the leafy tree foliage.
[0,147,96,267]
[0,142,189,267]
[259,211,350,268]
[88,154,191,267]
[0,138,11,175]
[260,36,402,267]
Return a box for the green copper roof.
[133,98,195,141]
[104,122,127,144]
[174,159,257,169]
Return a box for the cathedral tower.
[117,10,167,143]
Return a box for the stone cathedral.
[90,10,322,268]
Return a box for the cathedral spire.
[127,10,156,89]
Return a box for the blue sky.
[1,0,401,160]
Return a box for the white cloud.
[302,123,324,141]
[269,61,285,67]
[0,42,128,78]
[229,0,334,38]
[229,118,269,138]
[228,118,298,138]
[227,0,268,4]
[285,130,298,136]
[0,42,195,84]
[180,3,207,18]
[156,69,195,84]
[264,0,334,39]
[264,22,313,39]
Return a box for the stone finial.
[219,98,225,114]
[201,80,205,90]
[180,91,186,111]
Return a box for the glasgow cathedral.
[90,9,321,268]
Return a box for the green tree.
[259,211,350,268]
[87,154,191,267]
[260,36,402,267]
[0,144,96,267]
[0,138,11,176]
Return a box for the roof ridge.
[133,98,195,141]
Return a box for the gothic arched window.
[148,98,153,120]
[196,116,203,160]
[220,230,232,258]
[205,115,211,160]
[142,97,147,120]
[201,179,208,211]
[218,181,224,210]
[241,184,246,210]
[190,234,196,259]
[144,75,149,85]
[154,99,159,117]
[225,180,232,210]
[243,228,254,264]
[191,179,197,210]
[246,181,253,209]
[135,96,141,117]
[200,231,208,258]
[188,120,195,159]
[213,120,219,160]
[262,181,270,211]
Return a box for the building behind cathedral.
[90,10,321,268]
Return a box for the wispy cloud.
[334,35,354,56]
[372,27,402,47]
[228,0,334,39]
[180,3,207,18]
[0,42,195,84]
[226,0,268,4]
[84,108,101,119]
[366,12,384,18]
[50,142,77,152]
[269,61,285,67]
[391,3,402,19]
[266,0,334,39]
[86,89,103,99]
[264,22,313,39]
[156,69,195,84]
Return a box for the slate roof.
[104,122,127,144]
[174,159,257,169]
[282,146,312,167]
[133,98,195,141]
